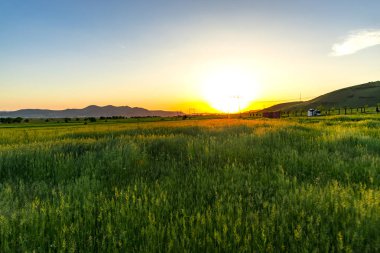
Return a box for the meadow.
[0,116,379,252]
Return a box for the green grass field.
[0,116,379,252]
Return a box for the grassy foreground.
[0,116,379,252]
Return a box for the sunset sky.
[1,0,380,112]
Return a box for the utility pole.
[231,96,241,118]
[188,108,195,115]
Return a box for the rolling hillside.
[263,81,380,112]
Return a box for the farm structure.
[263,111,281,118]
[307,109,321,117]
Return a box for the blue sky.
[1,0,380,111]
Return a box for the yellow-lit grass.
[0,116,379,252]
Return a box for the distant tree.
[331,107,335,115]
[317,105,325,115]
[24,119,29,123]
[13,117,23,123]
[64,118,71,123]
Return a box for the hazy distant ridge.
[0,105,183,118]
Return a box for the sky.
[1,0,380,112]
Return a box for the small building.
[263,111,281,118]
[307,109,320,117]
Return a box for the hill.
[261,101,303,112]
[263,81,380,112]
[0,105,183,118]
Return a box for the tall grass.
[0,117,379,252]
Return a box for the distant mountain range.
[0,105,183,118]
[3,81,380,118]
[261,81,380,112]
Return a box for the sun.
[201,66,260,113]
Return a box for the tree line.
[0,117,25,124]
[249,104,380,118]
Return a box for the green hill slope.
[261,102,303,112]
[265,81,380,111]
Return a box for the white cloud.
[331,29,380,56]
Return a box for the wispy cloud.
[331,29,380,56]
